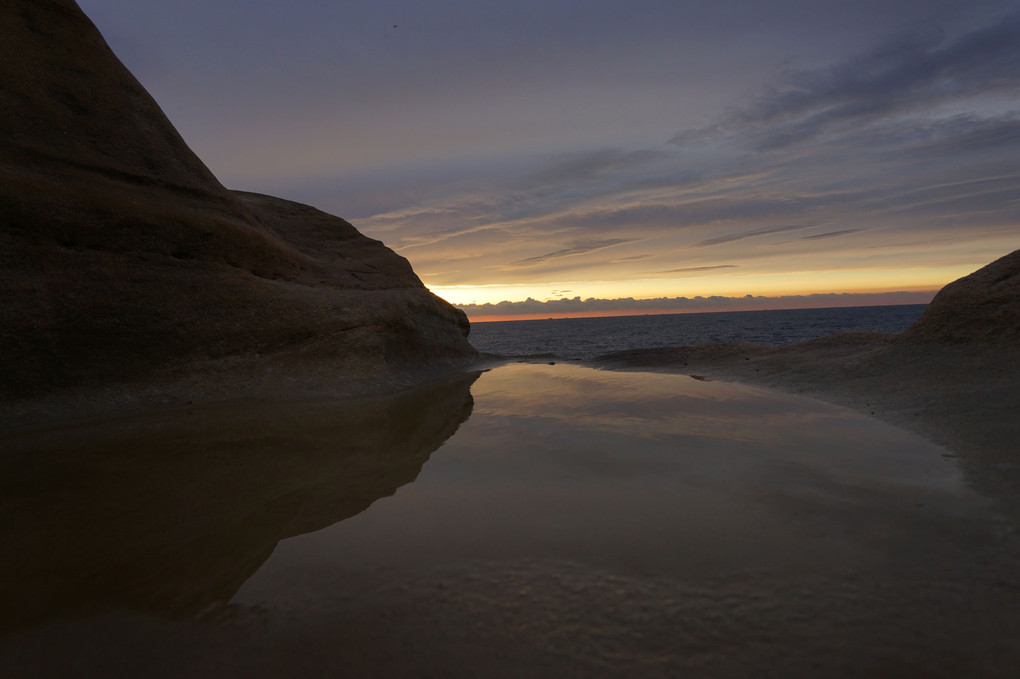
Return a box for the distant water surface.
[470,304,927,359]
[2,362,1015,678]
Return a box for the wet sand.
[593,334,1020,524]
[1,363,1017,678]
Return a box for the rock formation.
[0,0,475,411]
[900,248,1020,345]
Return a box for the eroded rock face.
[0,0,475,402]
[901,249,1020,345]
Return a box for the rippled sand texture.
[2,364,1017,678]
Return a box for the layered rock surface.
[0,0,475,411]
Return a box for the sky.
[77,0,1019,320]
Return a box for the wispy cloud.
[309,9,1020,295]
[509,238,638,267]
[799,229,862,241]
[673,11,1020,150]
[653,265,739,274]
[696,223,815,247]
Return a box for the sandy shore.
[592,332,1020,524]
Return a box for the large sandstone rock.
[0,0,475,405]
[900,249,1020,345]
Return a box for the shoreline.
[7,336,1016,525]
[0,357,485,435]
[586,333,1020,525]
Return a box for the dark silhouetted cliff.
[0,0,475,407]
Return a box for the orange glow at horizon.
[426,262,974,310]
[465,291,938,323]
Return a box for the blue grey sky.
[76,0,1019,315]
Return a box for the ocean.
[468,304,928,360]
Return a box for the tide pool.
[1,363,1015,678]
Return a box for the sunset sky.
[77,0,1019,320]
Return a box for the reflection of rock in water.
[0,371,478,634]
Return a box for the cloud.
[866,113,1020,159]
[672,11,1020,150]
[509,238,638,266]
[459,291,937,319]
[546,195,825,235]
[798,229,862,240]
[653,265,739,274]
[696,223,815,247]
[282,8,1020,295]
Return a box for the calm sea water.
[469,304,927,360]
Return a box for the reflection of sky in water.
[241,363,989,588]
[3,363,1015,677]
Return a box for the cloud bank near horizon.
[458,290,936,319]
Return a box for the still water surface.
[470,304,927,359]
[1,363,1016,677]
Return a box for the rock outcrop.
[0,0,475,410]
[900,248,1020,345]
